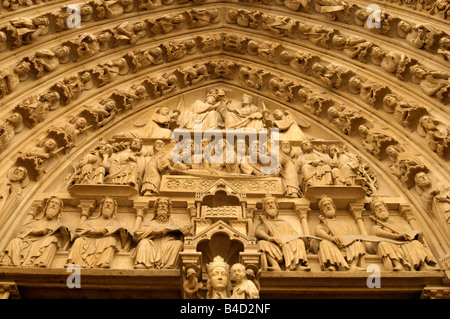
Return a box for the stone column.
[134,203,148,230]
[349,202,374,253]
[295,203,311,235]
[349,203,367,235]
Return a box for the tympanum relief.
[0,84,445,299]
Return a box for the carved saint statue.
[255,194,310,271]
[0,196,73,268]
[297,139,333,188]
[369,198,439,271]
[0,166,29,227]
[66,197,131,268]
[314,196,366,271]
[220,93,264,130]
[107,138,146,188]
[328,145,360,186]
[132,197,190,269]
[180,89,225,130]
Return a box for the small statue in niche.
[369,197,440,271]
[106,138,146,189]
[140,139,172,195]
[298,87,333,117]
[271,108,308,140]
[206,256,232,299]
[358,124,398,159]
[0,112,23,153]
[4,16,50,49]
[0,67,19,98]
[64,33,99,62]
[326,105,365,136]
[132,197,190,269]
[221,93,265,130]
[186,9,220,28]
[144,73,178,98]
[66,197,132,268]
[261,14,297,38]
[177,64,209,87]
[179,89,225,130]
[182,266,203,299]
[53,72,93,106]
[314,195,366,271]
[147,14,185,35]
[279,50,317,74]
[278,141,302,198]
[328,145,360,186]
[297,139,333,188]
[255,194,310,271]
[91,58,129,87]
[88,98,118,127]
[0,196,74,268]
[110,84,148,111]
[111,20,147,47]
[17,137,63,180]
[230,263,260,299]
[414,172,450,226]
[238,66,269,90]
[417,115,449,159]
[70,140,114,185]
[138,107,180,139]
[0,166,29,227]
[13,91,60,128]
[331,34,373,63]
[247,40,282,64]
[386,144,428,188]
[409,64,449,104]
[268,77,297,102]
[382,94,428,130]
[125,47,163,73]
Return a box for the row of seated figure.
[67,136,363,199]
[0,194,440,273]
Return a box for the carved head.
[318,195,336,218]
[332,35,347,50]
[99,197,117,219]
[300,139,313,153]
[328,145,342,158]
[206,256,231,298]
[153,139,165,153]
[7,112,23,129]
[370,198,389,221]
[43,138,57,152]
[230,263,246,283]
[262,194,279,219]
[153,197,172,223]
[358,124,370,137]
[440,36,450,50]
[241,93,253,105]
[273,109,285,120]
[130,138,143,152]
[9,166,28,183]
[98,142,113,156]
[348,76,363,93]
[43,196,63,220]
[280,140,292,154]
[414,172,432,189]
